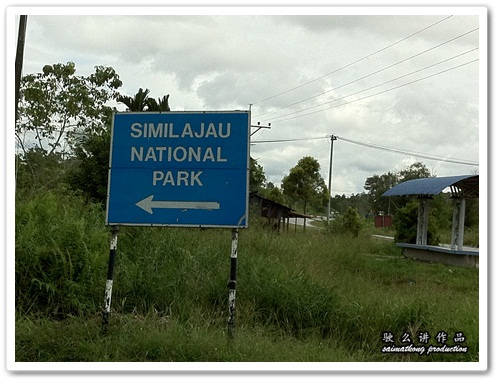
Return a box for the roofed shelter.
[382,175,479,267]
[249,192,311,232]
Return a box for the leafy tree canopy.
[282,156,328,214]
[117,88,170,112]
[250,157,266,193]
[67,128,111,205]
[342,206,363,237]
[364,162,433,214]
[16,62,122,156]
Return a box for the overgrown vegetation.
[14,62,480,364]
[15,188,479,363]
[393,201,440,245]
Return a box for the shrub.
[15,190,109,317]
[342,207,363,237]
[393,201,439,245]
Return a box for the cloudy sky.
[2,1,495,378]
[9,3,486,196]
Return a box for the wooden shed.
[249,192,311,232]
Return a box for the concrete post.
[416,198,431,245]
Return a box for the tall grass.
[15,190,480,362]
[15,190,109,317]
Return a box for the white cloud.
[15,8,483,194]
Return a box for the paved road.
[291,217,322,228]
[371,234,394,240]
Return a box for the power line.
[251,136,326,144]
[252,15,453,105]
[265,49,478,123]
[251,135,479,167]
[253,28,479,120]
[336,136,479,166]
[259,47,478,122]
[269,58,478,124]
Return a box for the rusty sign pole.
[227,228,239,338]
[102,226,119,331]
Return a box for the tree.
[345,193,371,218]
[331,194,348,215]
[282,156,328,228]
[248,158,287,204]
[16,62,122,156]
[250,157,266,193]
[364,171,399,214]
[117,88,170,112]
[399,161,432,182]
[117,88,151,111]
[260,182,286,205]
[67,128,111,204]
[15,148,66,196]
[342,207,363,237]
[393,201,440,245]
[267,186,286,205]
[147,94,171,112]
[70,87,172,203]
[364,162,433,214]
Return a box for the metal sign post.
[102,226,119,331]
[227,229,238,338]
[102,111,250,333]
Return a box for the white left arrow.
[136,195,220,214]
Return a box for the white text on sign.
[153,170,203,186]
[130,122,231,139]
[128,121,233,187]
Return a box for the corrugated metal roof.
[382,175,478,197]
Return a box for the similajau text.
[128,121,233,187]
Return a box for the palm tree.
[117,88,151,111]
[146,94,170,112]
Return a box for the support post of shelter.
[227,229,238,338]
[383,175,479,263]
[416,198,431,245]
[102,226,119,331]
[451,197,466,251]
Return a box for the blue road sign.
[106,111,250,228]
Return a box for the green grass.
[14,190,480,363]
[15,313,371,362]
[436,227,480,248]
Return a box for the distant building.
[383,175,479,267]
[249,192,311,232]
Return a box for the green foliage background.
[15,188,480,363]
[14,62,480,364]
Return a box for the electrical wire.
[251,135,479,167]
[252,15,453,105]
[258,47,478,122]
[268,58,478,124]
[251,137,326,144]
[253,33,479,120]
[336,136,479,166]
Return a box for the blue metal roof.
[382,175,478,197]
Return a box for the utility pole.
[250,122,271,136]
[249,104,272,137]
[326,135,337,226]
[15,15,28,122]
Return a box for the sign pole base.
[227,229,238,338]
[102,226,119,332]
